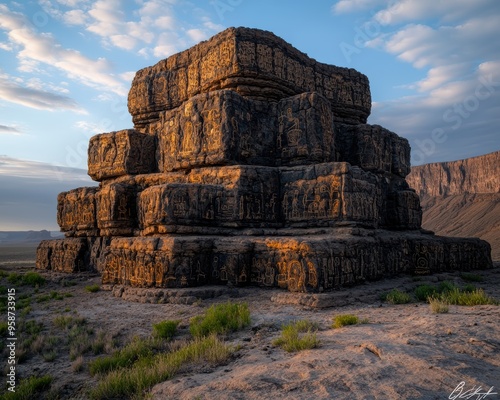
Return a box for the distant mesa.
[408,150,500,261]
[36,27,493,292]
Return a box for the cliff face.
[407,151,500,261]
[407,151,500,197]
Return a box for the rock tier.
[36,27,492,292]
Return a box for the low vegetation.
[382,289,412,304]
[6,271,46,287]
[153,320,180,340]
[414,281,498,307]
[1,375,53,400]
[88,301,249,399]
[89,336,158,376]
[89,334,233,399]
[459,273,484,283]
[189,301,250,338]
[85,284,101,293]
[333,314,368,329]
[429,297,449,314]
[273,319,320,352]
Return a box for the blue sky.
[0,0,499,230]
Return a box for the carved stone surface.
[99,231,492,291]
[36,237,109,273]
[280,163,381,227]
[57,187,98,236]
[128,27,371,129]
[88,129,156,181]
[151,90,335,171]
[276,92,335,166]
[96,183,137,236]
[37,27,493,293]
[152,90,276,171]
[135,165,280,234]
[335,123,411,178]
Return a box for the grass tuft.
[89,337,156,376]
[6,271,45,287]
[460,273,484,283]
[440,288,498,306]
[273,319,320,352]
[88,334,233,399]
[414,284,438,301]
[85,284,100,293]
[189,301,250,338]
[332,314,368,329]
[1,375,52,399]
[429,297,449,314]
[382,289,412,304]
[153,320,180,340]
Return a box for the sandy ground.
[1,244,499,399]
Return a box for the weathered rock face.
[407,150,500,197]
[37,27,493,292]
[128,27,371,129]
[88,129,156,181]
[408,151,500,261]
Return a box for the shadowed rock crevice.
[36,27,492,292]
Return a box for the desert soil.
[1,244,499,399]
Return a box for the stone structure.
[36,27,492,292]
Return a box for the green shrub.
[85,284,100,293]
[332,314,368,329]
[0,321,8,336]
[22,271,46,286]
[383,289,411,304]
[53,315,86,329]
[6,271,45,287]
[438,281,456,293]
[273,320,320,352]
[20,320,43,336]
[153,320,180,340]
[43,350,58,362]
[89,337,155,376]
[460,273,484,283]
[89,334,233,399]
[440,288,498,306]
[2,375,52,399]
[414,284,438,301]
[189,301,250,338]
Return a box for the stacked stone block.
[36,27,492,292]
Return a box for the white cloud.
[0,125,21,135]
[0,4,128,95]
[0,42,13,51]
[74,120,106,134]
[0,71,86,112]
[332,0,387,14]
[335,0,500,164]
[187,28,207,43]
[110,34,137,50]
[63,9,88,25]
[373,0,496,25]
[120,71,136,83]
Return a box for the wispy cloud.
[0,4,128,96]
[0,155,92,181]
[0,70,86,112]
[332,0,500,163]
[37,0,223,58]
[0,125,21,135]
